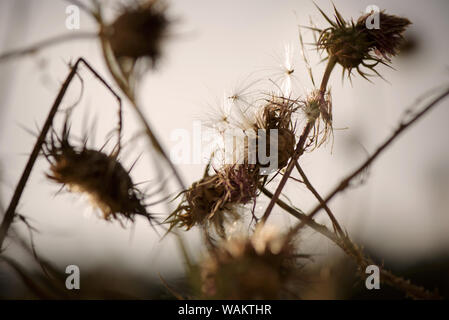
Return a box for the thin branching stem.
[259,186,439,299]
[306,86,449,220]
[99,34,186,190]
[259,85,449,299]
[0,58,84,249]
[0,57,124,250]
[294,161,344,237]
[261,56,337,223]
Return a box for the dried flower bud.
[198,225,305,299]
[167,164,260,237]
[106,0,168,67]
[43,126,153,225]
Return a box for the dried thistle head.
[198,225,305,299]
[315,5,411,80]
[208,93,298,171]
[166,164,260,237]
[356,11,411,61]
[106,0,169,68]
[43,124,153,225]
[300,89,333,149]
[256,95,297,131]
[251,95,298,169]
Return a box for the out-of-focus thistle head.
[43,123,153,225]
[106,0,169,68]
[300,89,333,149]
[198,225,305,299]
[166,164,261,238]
[356,11,412,61]
[314,5,411,80]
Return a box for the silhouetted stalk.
[0,58,84,249]
[0,58,123,249]
[99,32,186,190]
[259,186,439,299]
[261,56,337,223]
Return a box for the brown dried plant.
[1,1,449,301]
[43,120,154,225]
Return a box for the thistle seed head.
[319,22,371,70]
[106,0,169,67]
[251,95,298,169]
[356,11,412,61]
[199,225,304,299]
[166,164,260,238]
[43,126,153,225]
[315,5,411,80]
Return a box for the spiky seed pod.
[316,6,372,72]
[43,127,153,225]
[166,164,260,237]
[356,11,411,61]
[301,89,333,149]
[315,6,411,80]
[319,21,371,70]
[106,0,168,66]
[198,226,305,299]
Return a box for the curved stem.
[0,58,84,249]
[100,36,186,190]
[319,56,337,93]
[0,58,127,250]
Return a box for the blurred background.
[0,0,449,299]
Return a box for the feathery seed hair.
[300,89,333,149]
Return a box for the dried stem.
[259,85,449,299]
[306,86,449,220]
[0,58,123,250]
[0,58,83,249]
[99,32,186,190]
[261,56,337,223]
[294,161,344,237]
[259,186,439,299]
